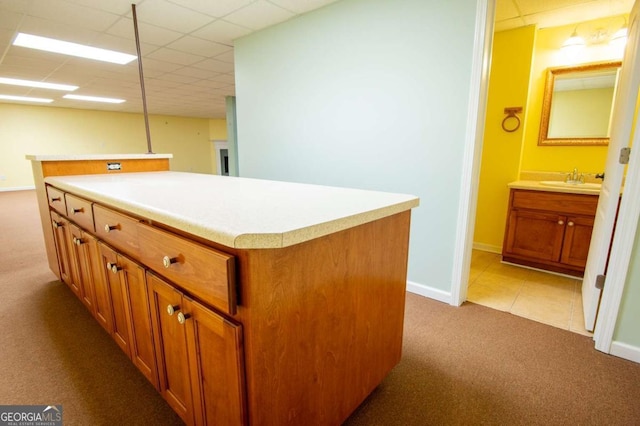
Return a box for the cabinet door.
[99,242,131,357]
[184,297,246,426]
[85,232,113,334]
[69,223,96,313]
[50,212,77,291]
[561,215,595,268]
[118,254,158,388]
[504,209,565,262]
[147,273,194,424]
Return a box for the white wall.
[234,0,484,297]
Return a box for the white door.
[582,0,640,331]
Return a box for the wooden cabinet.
[503,189,598,276]
[98,242,158,388]
[68,223,97,313]
[147,272,246,426]
[50,211,77,292]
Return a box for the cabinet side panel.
[240,211,411,425]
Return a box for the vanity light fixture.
[0,94,53,103]
[610,22,628,47]
[63,94,126,104]
[13,33,137,65]
[561,28,586,50]
[0,77,78,91]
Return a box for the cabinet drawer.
[47,186,67,215]
[511,190,598,216]
[94,204,141,257]
[138,223,237,315]
[65,193,95,231]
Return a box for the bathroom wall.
[0,103,216,190]
[473,25,536,252]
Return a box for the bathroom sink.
[540,181,602,190]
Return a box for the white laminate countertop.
[45,172,419,249]
[26,153,173,161]
[508,180,601,195]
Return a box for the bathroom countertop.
[508,180,601,195]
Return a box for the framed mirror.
[538,61,621,146]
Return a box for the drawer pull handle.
[106,262,122,274]
[50,197,61,202]
[72,208,83,214]
[163,256,178,268]
[568,221,574,227]
[104,224,118,233]
[177,312,190,325]
[52,221,63,229]
[73,237,84,246]
[167,305,180,316]
[558,220,564,225]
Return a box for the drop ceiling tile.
[191,79,228,89]
[64,0,135,15]
[192,58,234,73]
[91,33,139,56]
[495,0,520,21]
[224,0,295,30]
[167,36,231,57]
[166,0,255,18]
[147,47,204,66]
[515,0,590,15]
[25,0,121,32]
[133,0,213,33]
[523,3,611,28]
[17,15,99,45]
[0,53,64,75]
[132,57,183,73]
[171,66,217,79]
[208,73,235,84]
[0,0,31,13]
[268,0,338,14]
[192,20,251,45]
[0,9,21,30]
[213,50,235,63]
[494,17,527,32]
[107,17,184,46]
[154,72,199,84]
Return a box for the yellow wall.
[473,25,536,252]
[0,104,216,190]
[520,15,626,173]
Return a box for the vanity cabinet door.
[504,209,565,263]
[560,215,595,268]
[69,223,96,313]
[85,232,113,334]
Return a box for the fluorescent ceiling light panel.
[13,33,137,65]
[0,77,78,91]
[63,94,126,104]
[0,94,53,103]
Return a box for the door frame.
[454,0,639,355]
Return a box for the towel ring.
[502,107,522,133]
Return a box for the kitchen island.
[35,166,419,425]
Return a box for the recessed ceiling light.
[0,77,78,91]
[63,94,126,104]
[13,33,137,65]
[0,94,53,103]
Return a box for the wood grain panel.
[237,211,411,425]
[137,223,236,315]
[94,204,141,258]
[46,186,67,215]
[512,189,598,215]
[41,158,169,177]
[65,193,95,232]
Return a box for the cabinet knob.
[558,220,564,225]
[167,305,180,316]
[106,262,121,274]
[177,312,190,325]
[52,221,62,229]
[104,224,118,233]
[50,197,61,202]
[73,237,84,246]
[163,256,178,268]
[568,221,574,227]
[72,208,83,214]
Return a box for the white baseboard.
[610,341,640,364]
[472,242,502,254]
[0,186,35,192]
[406,280,452,304]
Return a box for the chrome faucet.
[566,167,585,184]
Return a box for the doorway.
[213,140,229,176]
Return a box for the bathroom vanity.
[29,155,419,425]
[503,181,599,277]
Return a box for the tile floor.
[467,249,592,336]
